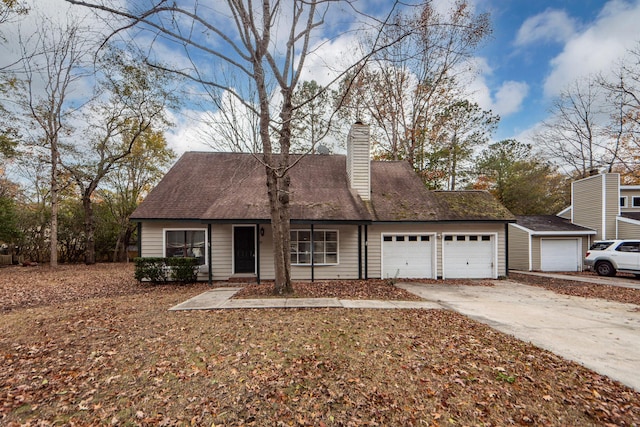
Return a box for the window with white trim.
[165,229,206,265]
[620,196,628,208]
[290,230,338,265]
[633,196,640,208]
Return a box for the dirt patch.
[510,272,640,306]
[234,279,495,300]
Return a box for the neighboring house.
[509,173,640,272]
[508,215,596,272]
[131,123,515,282]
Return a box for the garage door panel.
[443,235,495,279]
[382,235,433,279]
[540,239,579,272]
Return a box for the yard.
[1,264,639,426]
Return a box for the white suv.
[584,240,640,277]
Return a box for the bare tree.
[67,0,404,294]
[61,48,176,265]
[533,76,612,178]
[337,0,491,172]
[13,13,93,267]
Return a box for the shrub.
[134,257,168,283]
[134,257,199,284]
[165,257,199,283]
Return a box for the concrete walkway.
[398,280,640,392]
[169,287,441,311]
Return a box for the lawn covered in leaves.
[1,264,640,426]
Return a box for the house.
[130,123,515,282]
[508,173,640,272]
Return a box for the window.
[615,241,640,253]
[165,229,206,265]
[290,230,338,265]
[420,236,430,241]
[633,197,640,208]
[469,235,478,241]
[444,235,453,241]
[621,196,628,208]
[456,235,466,241]
[408,235,418,241]
[481,235,491,241]
[396,236,405,242]
[383,236,393,242]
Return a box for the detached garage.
[508,215,596,272]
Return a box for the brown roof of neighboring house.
[621,212,640,221]
[131,152,515,223]
[515,215,596,233]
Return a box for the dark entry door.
[234,226,255,273]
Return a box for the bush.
[134,257,199,284]
[165,257,199,283]
[134,257,168,283]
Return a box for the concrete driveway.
[397,280,640,392]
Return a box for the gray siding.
[604,174,619,239]
[507,225,530,270]
[572,175,605,239]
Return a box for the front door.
[234,226,255,274]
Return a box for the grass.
[1,264,639,426]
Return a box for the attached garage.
[443,234,495,279]
[381,234,435,278]
[540,238,581,271]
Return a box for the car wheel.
[595,261,616,277]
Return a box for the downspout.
[207,223,212,286]
[310,223,315,282]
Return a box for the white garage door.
[540,238,580,272]
[382,234,434,278]
[443,234,495,279]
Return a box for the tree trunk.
[50,144,59,267]
[82,193,96,265]
[267,167,292,295]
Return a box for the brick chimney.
[346,122,371,201]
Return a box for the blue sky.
[3,0,640,155]
[471,0,640,143]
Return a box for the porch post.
[364,224,369,280]
[256,223,261,284]
[310,223,315,282]
[208,223,212,286]
[357,225,362,279]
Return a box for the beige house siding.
[142,221,508,281]
[572,175,606,239]
[620,188,640,212]
[507,224,530,270]
[618,218,640,240]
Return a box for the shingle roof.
[515,215,596,233]
[621,212,640,221]
[433,190,515,221]
[131,152,514,223]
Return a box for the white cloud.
[515,9,576,46]
[544,0,640,97]
[463,57,529,117]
